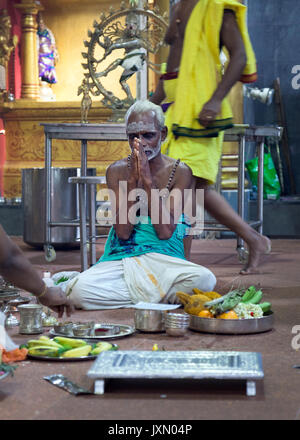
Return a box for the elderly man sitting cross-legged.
[65,100,216,310]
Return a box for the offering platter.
[189,312,274,335]
[27,353,98,362]
[87,350,264,396]
[49,323,135,340]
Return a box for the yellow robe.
[161,0,257,184]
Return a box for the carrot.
[2,347,28,363]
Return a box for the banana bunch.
[25,335,117,358]
[192,288,222,300]
[26,336,65,358]
[176,290,222,316]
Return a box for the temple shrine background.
[0,0,243,199]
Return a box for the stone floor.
[1,236,300,421]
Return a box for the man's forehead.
[126,120,157,133]
[126,111,159,133]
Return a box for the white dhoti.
[63,253,216,310]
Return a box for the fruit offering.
[176,285,272,320]
[23,335,118,358]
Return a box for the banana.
[61,345,92,358]
[258,302,272,313]
[53,337,87,348]
[176,292,191,306]
[27,339,63,349]
[192,288,221,299]
[90,342,114,355]
[39,336,50,341]
[28,346,61,357]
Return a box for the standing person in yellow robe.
[150,0,271,274]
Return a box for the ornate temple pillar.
[15,0,42,100]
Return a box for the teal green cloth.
[98,215,190,262]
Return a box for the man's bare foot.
[240,234,271,275]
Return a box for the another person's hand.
[198,98,221,127]
[38,286,74,318]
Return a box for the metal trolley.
[41,123,282,271]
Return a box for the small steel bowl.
[134,309,165,333]
[164,312,190,337]
[75,321,95,335]
[72,324,92,337]
[53,321,73,336]
[165,327,188,337]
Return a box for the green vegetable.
[0,363,17,377]
[258,302,272,313]
[55,276,69,285]
[206,289,245,315]
[241,286,263,304]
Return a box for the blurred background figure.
[37,12,58,100]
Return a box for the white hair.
[125,100,165,129]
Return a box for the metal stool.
[68,176,107,271]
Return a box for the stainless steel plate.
[189,312,274,334]
[28,354,97,362]
[49,323,135,340]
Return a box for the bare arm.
[0,226,73,316]
[213,10,247,101]
[198,10,247,126]
[106,161,137,240]
[149,79,166,105]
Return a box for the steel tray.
[189,312,274,334]
[49,323,135,340]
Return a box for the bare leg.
[195,177,271,274]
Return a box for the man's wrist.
[35,282,48,298]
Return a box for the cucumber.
[258,302,272,313]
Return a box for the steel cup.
[18,304,43,334]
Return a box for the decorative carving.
[0,9,18,68]
[79,0,168,121]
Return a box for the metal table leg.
[89,182,97,266]
[237,134,246,257]
[44,134,56,262]
[44,133,51,246]
[257,139,265,234]
[78,181,88,272]
[79,140,88,271]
